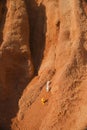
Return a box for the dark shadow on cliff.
[81,0,87,17]
[0,1,46,130]
[0,67,30,130]
[0,0,7,45]
[26,0,47,74]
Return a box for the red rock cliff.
[0,0,87,130]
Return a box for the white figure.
[46,81,51,92]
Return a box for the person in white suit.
[46,81,51,92]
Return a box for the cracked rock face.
[0,0,34,129]
[0,0,87,130]
[0,0,34,99]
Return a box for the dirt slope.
[0,0,87,130]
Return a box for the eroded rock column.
[0,0,34,100]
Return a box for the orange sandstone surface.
[0,0,87,130]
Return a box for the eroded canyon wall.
[0,0,34,129]
[0,0,87,130]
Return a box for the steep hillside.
[0,0,87,130]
